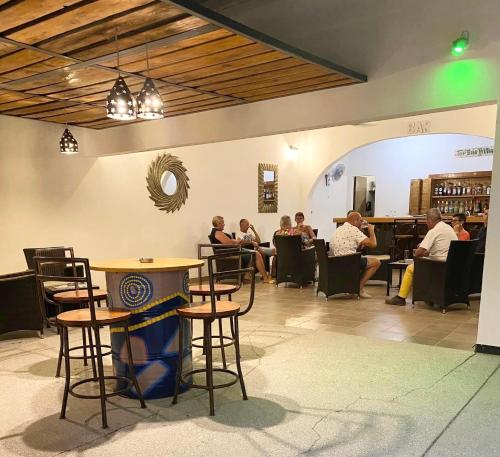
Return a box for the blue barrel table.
[90,258,204,399]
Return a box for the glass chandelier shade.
[106,76,137,120]
[137,77,164,119]
[59,128,78,154]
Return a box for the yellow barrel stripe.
[129,292,189,314]
[111,309,178,334]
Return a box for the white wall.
[0,121,302,280]
[477,104,500,348]
[309,134,494,238]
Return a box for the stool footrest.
[69,375,133,399]
[66,344,111,359]
[180,368,239,391]
[192,335,234,349]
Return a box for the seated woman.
[294,212,316,247]
[210,216,274,283]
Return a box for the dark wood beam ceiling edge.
[162,0,367,83]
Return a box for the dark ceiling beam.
[0,25,245,103]
[162,0,367,82]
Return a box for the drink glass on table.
[404,250,409,261]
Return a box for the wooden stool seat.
[57,308,131,326]
[54,288,108,303]
[189,284,238,295]
[394,234,414,239]
[177,301,240,319]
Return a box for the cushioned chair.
[274,235,316,287]
[0,270,43,336]
[314,239,361,299]
[412,239,478,313]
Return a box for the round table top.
[90,258,204,273]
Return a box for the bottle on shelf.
[451,183,456,196]
[459,201,464,213]
[486,184,491,195]
[457,182,462,195]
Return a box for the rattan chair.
[0,270,43,336]
[274,235,316,287]
[173,250,255,416]
[314,239,361,298]
[34,256,145,429]
[412,240,478,313]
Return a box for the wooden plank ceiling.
[0,0,365,129]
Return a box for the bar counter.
[333,216,485,224]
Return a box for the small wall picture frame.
[258,163,278,213]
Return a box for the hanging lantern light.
[106,28,136,120]
[137,44,164,119]
[106,75,137,120]
[137,78,164,119]
[59,127,78,154]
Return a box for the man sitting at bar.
[330,211,380,298]
[386,208,457,306]
[452,213,470,240]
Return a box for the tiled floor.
[234,277,480,352]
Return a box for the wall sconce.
[287,145,299,160]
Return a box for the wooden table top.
[90,258,204,273]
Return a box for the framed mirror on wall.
[146,153,190,213]
[258,163,278,213]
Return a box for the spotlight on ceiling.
[59,127,78,154]
[451,31,469,57]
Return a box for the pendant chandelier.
[137,44,164,119]
[59,127,78,154]
[106,29,136,120]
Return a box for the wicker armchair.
[0,270,43,336]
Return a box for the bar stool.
[189,243,242,369]
[34,256,146,429]
[173,250,255,416]
[52,288,109,378]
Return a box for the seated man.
[452,213,470,240]
[237,219,276,257]
[209,216,274,283]
[386,208,457,306]
[330,211,380,298]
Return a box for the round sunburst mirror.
[146,153,189,213]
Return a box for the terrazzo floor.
[0,281,496,457]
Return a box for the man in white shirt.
[330,211,380,298]
[237,218,275,257]
[386,208,457,306]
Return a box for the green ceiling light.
[451,31,469,57]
